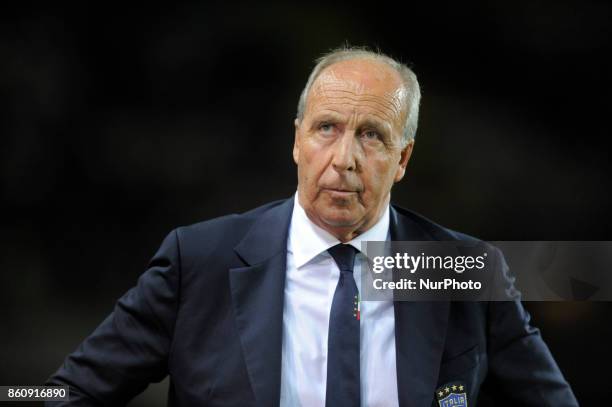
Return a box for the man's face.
[293,58,414,241]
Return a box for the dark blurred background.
[1,1,611,405]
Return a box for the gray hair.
[296,46,421,144]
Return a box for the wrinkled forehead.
[307,58,408,122]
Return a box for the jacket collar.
[233,197,294,266]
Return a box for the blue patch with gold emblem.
[436,382,468,407]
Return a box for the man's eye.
[319,123,335,134]
[362,130,381,140]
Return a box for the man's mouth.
[323,187,359,196]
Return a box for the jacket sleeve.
[45,229,182,406]
[483,247,579,406]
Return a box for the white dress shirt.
[279,194,399,407]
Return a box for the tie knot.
[327,244,358,272]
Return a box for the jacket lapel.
[229,198,294,407]
[390,206,451,407]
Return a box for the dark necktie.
[326,244,360,407]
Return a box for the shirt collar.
[288,192,390,269]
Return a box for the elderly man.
[47,47,578,406]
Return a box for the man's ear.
[293,118,301,165]
[394,139,414,183]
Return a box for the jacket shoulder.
[172,199,289,254]
[391,203,482,243]
[181,198,286,232]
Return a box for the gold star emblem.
[452,385,457,391]
[458,385,464,391]
[438,391,444,397]
[444,387,450,393]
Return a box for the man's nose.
[331,131,359,172]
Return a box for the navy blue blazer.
[47,197,578,406]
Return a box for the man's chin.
[319,212,361,229]
[305,203,365,234]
